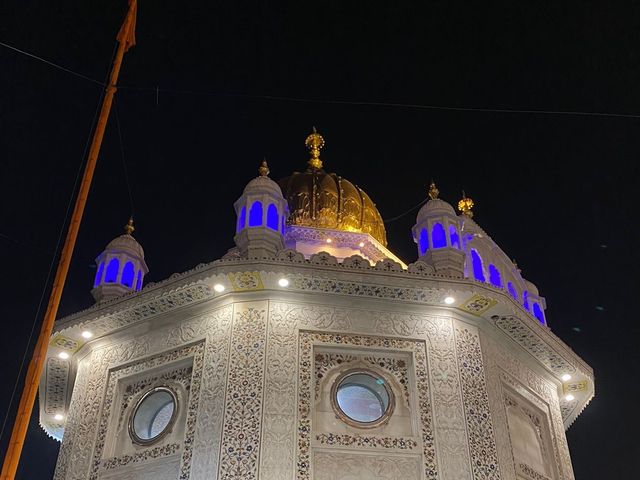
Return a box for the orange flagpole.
[0,2,138,478]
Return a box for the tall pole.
[1,2,137,478]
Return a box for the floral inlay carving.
[298,331,437,480]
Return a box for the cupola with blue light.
[233,160,289,258]
[412,181,466,277]
[91,218,149,303]
[454,193,548,326]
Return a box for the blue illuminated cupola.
[411,181,466,277]
[91,218,149,303]
[233,160,289,258]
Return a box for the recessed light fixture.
[58,351,70,360]
[81,330,93,339]
[358,242,365,247]
[326,238,332,243]
[54,414,64,421]
[561,374,572,382]
[213,283,225,293]
[444,296,455,305]
[565,394,575,401]
[278,278,289,287]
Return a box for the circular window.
[331,369,394,428]
[129,387,177,445]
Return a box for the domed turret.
[234,160,289,258]
[91,218,148,303]
[411,182,465,277]
[278,128,387,246]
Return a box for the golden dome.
[278,129,387,246]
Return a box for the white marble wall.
[54,299,574,480]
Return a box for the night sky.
[2,1,639,478]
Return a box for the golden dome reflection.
[278,128,388,246]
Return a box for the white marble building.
[40,129,593,480]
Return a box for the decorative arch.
[523,290,530,311]
[449,224,460,249]
[249,200,263,227]
[94,262,104,287]
[121,261,135,288]
[237,205,246,232]
[432,223,446,248]
[507,282,518,301]
[489,264,502,288]
[135,270,143,291]
[105,258,119,283]
[267,204,279,230]
[533,303,545,324]
[419,228,429,255]
[471,249,485,282]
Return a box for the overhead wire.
[0,41,118,445]
[4,39,640,120]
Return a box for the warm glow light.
[54,414,64,421]
[565,394,575,401]
[561,374,572,382]
[278,278,289,287]
[444,296,455,305]
[358,242,365,247]
[81,330,93,339]
[213,284,225,293]
[58,351,70,360]
[326,238,332,243]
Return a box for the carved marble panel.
[314,451,422,480]
[217,304,268,480]
[454,324,501,480]
[480,332,575,480]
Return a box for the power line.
[5,39,640,120]
[1,40,104,86]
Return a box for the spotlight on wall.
[81,330,93,339]
[564,394,575,401]
[58,351,70,360]
[358,242,365,248]
[278,278,290,287]
[326,238,332,243]
[213,284,225,293]
[444,296,455,305]
[561,374,572,382]
[54,414,64,421]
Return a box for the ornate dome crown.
[278,128,387,246]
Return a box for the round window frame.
[330,368,395,429]
[128,386,178,446]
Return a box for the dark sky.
[2,0,639,478]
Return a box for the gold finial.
[512,259,522,274]
[124,217,135,235]
[305,126,325,170]
[428,180,439,200]
[258,158,270,176]
[458,190,474,218]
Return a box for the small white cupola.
[233,160,289,258]
[411,181,465,277]
[91,218,148,303]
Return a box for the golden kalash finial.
[458,191,474,218]
[305,126,325,170]
[512,259,522,274]
[428,180,440,200]
[124,217,135,235]
[258,158,270,176]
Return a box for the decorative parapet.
[42,249,593,440]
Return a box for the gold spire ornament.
[258,158,270,176]
[124,217,135,235]
[428,180,439,200]
[305,126,325,170]
[458,191,474,218]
